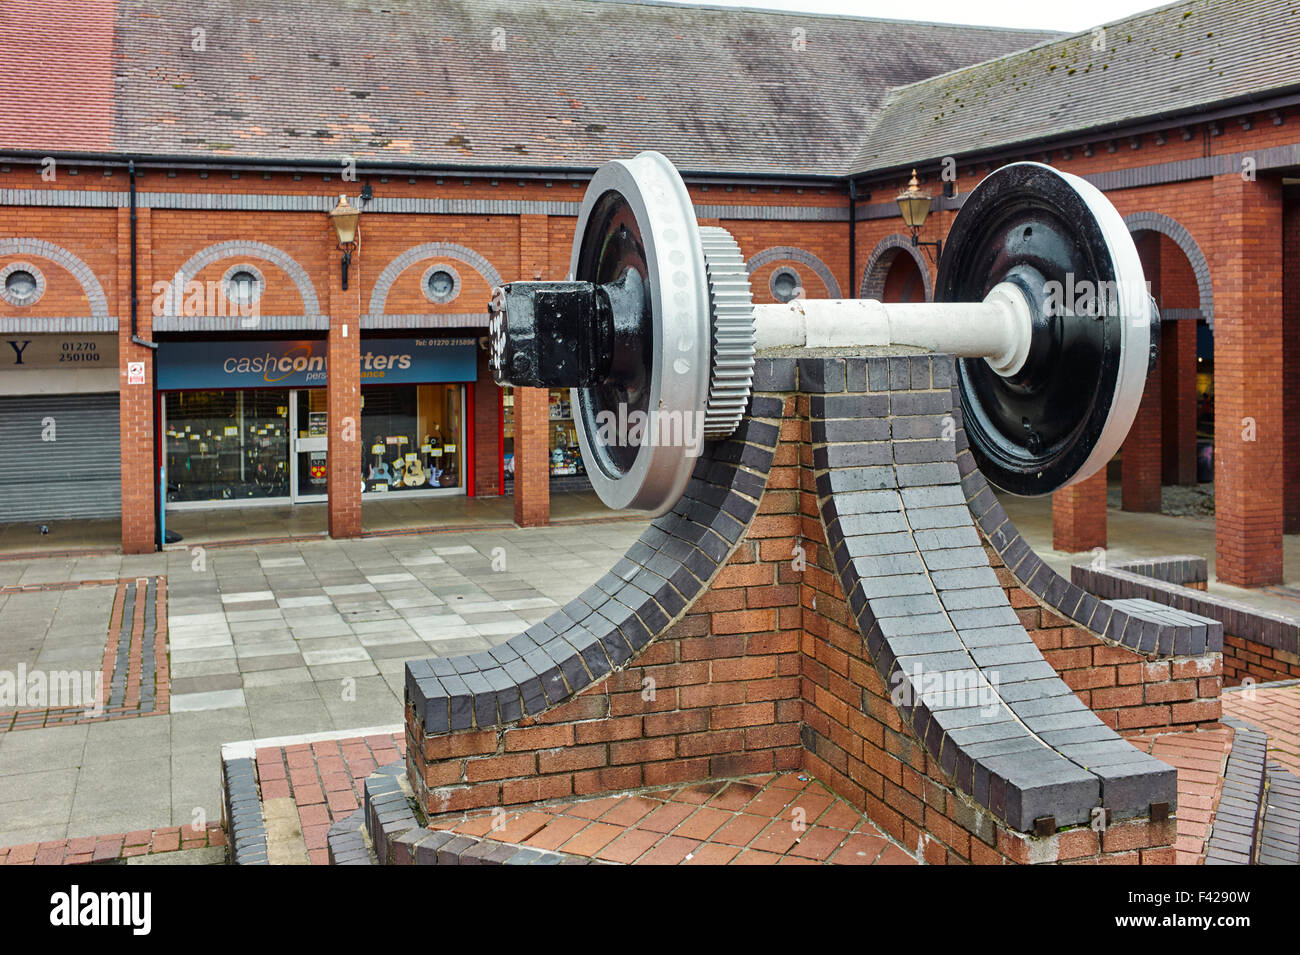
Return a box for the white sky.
[651,0,1168,33]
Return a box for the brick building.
[0,0,1296,590]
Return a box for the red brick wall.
[1120,232,1163,512]
[326,236,362,539]
[1052,470,1107,553]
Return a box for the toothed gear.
[698,226,756,439]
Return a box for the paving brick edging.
[0,825,224,865]
[953,395,1221,661]
[1207,712,1300,865]
[221,756,268,865]
[1072,561,1300,686]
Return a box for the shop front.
[156,336,481,513]
[0,333,120,522]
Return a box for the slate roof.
[0,0,1055,177]
[852,0,1300,175]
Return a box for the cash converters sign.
[156,339,477,390]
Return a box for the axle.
[752,282,1032,377]
[488,276,1035,389]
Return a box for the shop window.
[361,383,464,492]
[164,390,289,501]
[501,386,588,482]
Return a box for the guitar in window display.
[365,442,393,491]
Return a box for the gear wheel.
[698,226,756,439]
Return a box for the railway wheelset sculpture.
[489,150,1159,512]
[386,150,1189,858]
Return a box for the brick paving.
[1221,682,1300,777]
[428,772,918,865]
[1129,727,1233,865]
[0,823,224,865]
[255,731,404,866]
[1,576,168,733]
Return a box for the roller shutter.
[0,393,121,521]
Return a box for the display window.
[163,390,290,502]
[360,383,465,494]
[501,386,587,481]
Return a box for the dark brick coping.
[221,756,268,865]
[405,384,789,736]
[810,355,1176,831]
[356,762,605,866]
[1072,561,1296,659]
[1205,717,1268,865]
[949,373,1220,660]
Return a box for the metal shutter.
[0,393,121,521]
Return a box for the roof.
[0,0,1056,177]
[852,0,1300,175]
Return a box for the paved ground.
[1222,681,1300,778]
[0,521,645,848]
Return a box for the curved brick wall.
[406,394,784,735]
[806,355,1176,829]
[950,377,1223,661]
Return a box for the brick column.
[514,213,550,527]
[118,206,156,554]
[1052,469,1107,553]
[1212,174,1284,587]
[326,235,362,539]
[1120,357,1163,512]
[1283,196,1300,533]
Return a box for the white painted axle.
[753,281,1033,378]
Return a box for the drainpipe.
[126,161,167,549]
[848,179,857,299]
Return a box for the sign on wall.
[3,335,118,370]
[156,338,478,390]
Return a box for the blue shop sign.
[157,338,478,390]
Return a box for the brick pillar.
[1120,357,1163,512]
[1158,234,1200,486]
[473,346,501,497]
[514,213,550,527]
[513,387,550,527]
[327,233,362,539]
[1283,196,1300,533]
[1212,174,1284,587]
[118,206,156,554]
[1052,469,1107,552]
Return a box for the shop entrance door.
[290,389,328,503]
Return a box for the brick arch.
[369,242,503,315]
[1123,212,1214,329]
[169,240,320,316]
[745,246,841,298]
[0,238,108,317]
[860,234,933,302]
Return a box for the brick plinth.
[407,361,1176,864]
[1121,358,1163,513]
[1051,470,1107,553]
